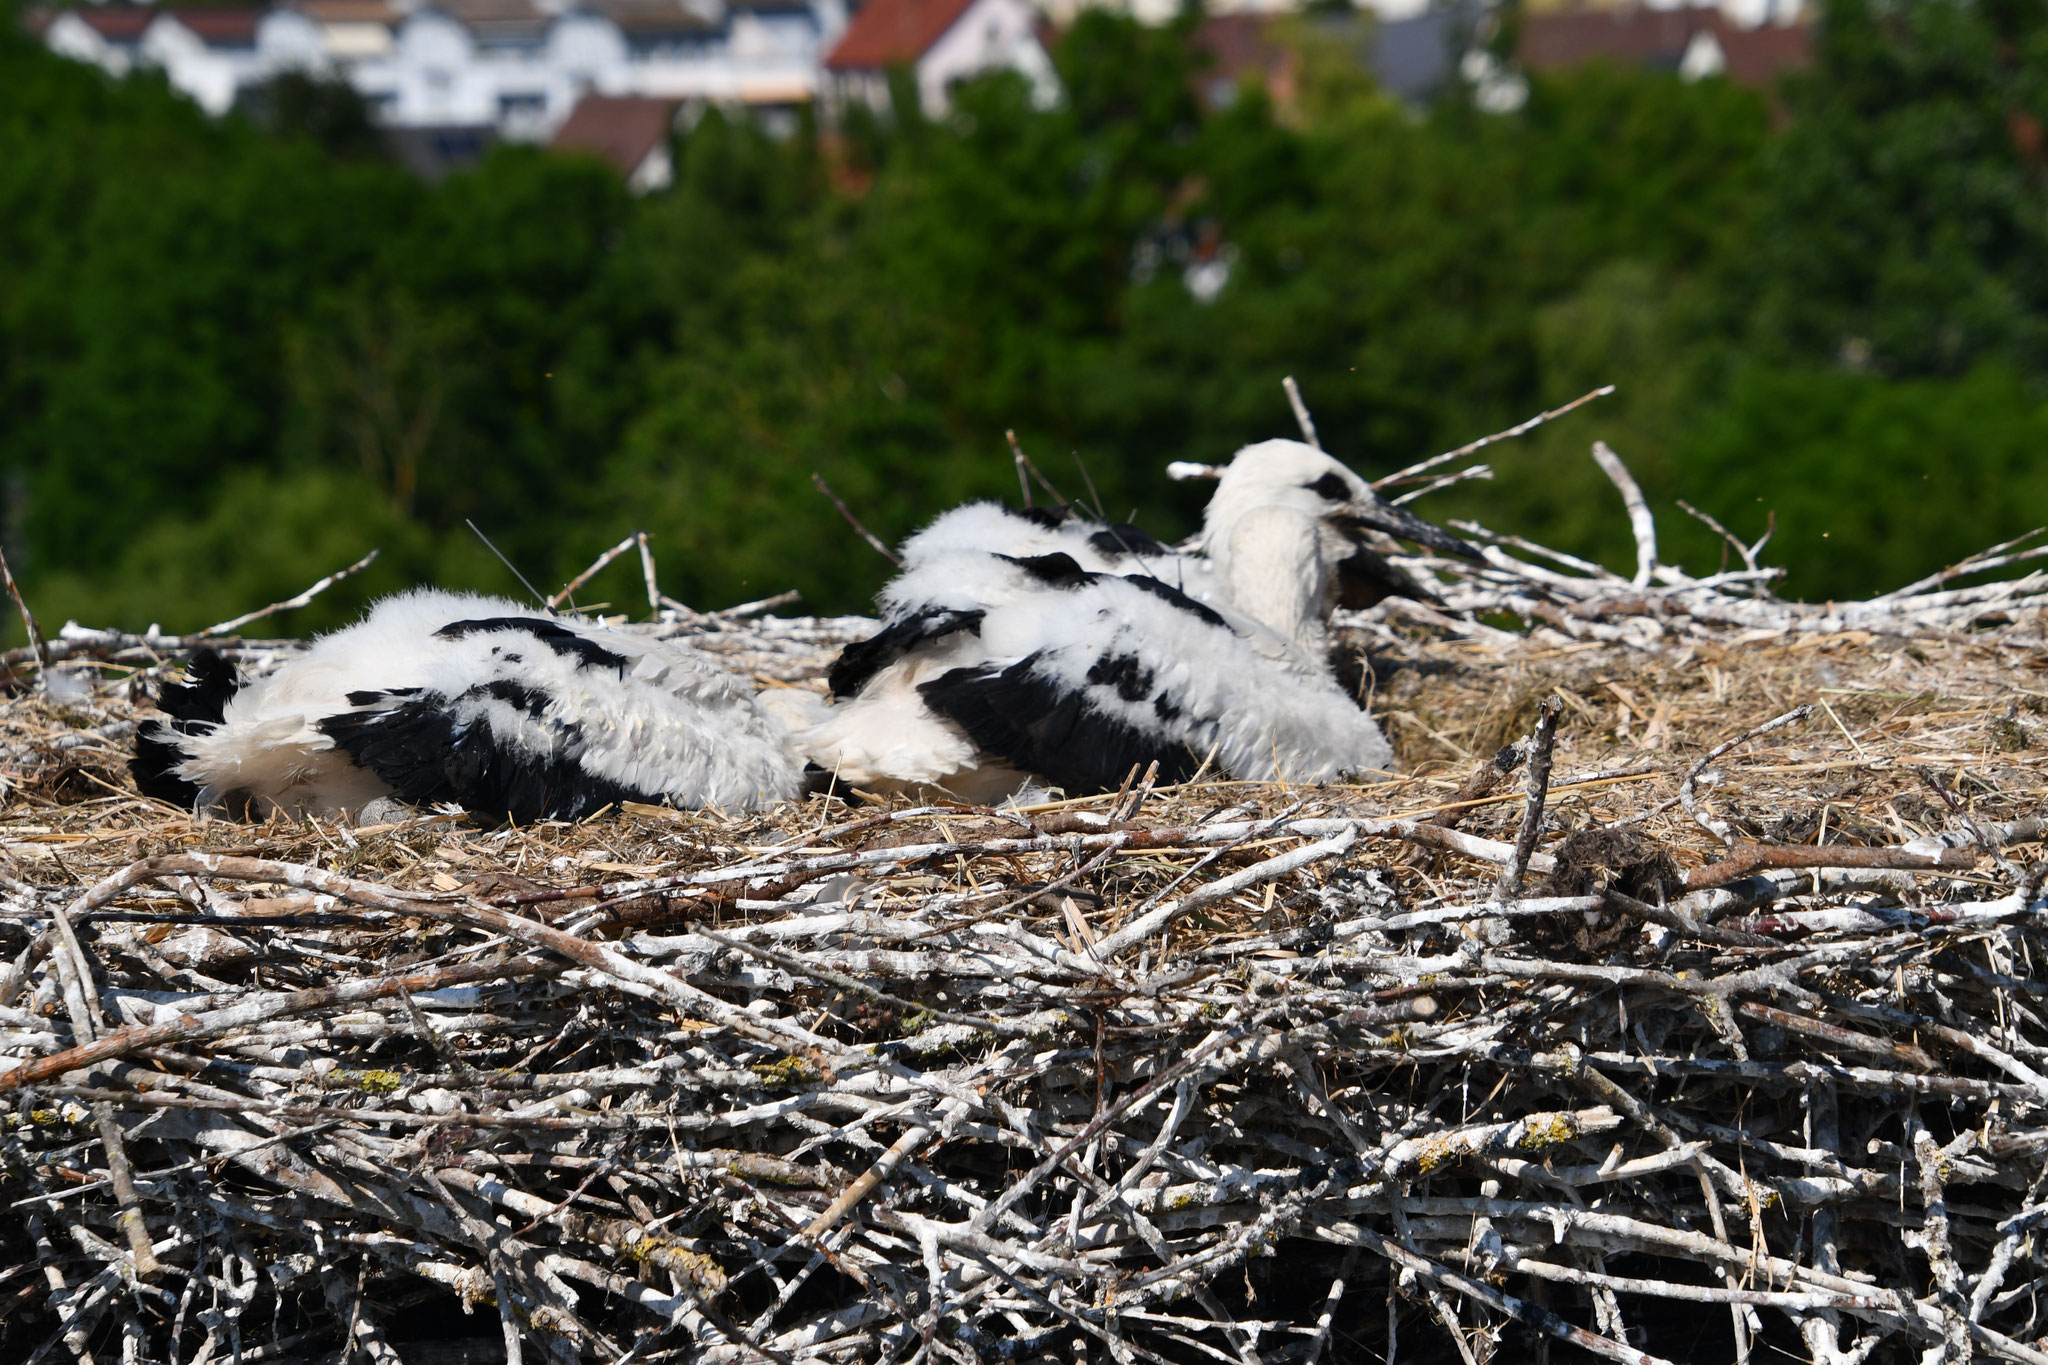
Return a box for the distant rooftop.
[551,93,677,175]
[824,0,975,71]
[583,0,720,36]
[1518,5,1810,86]
[159,7,265,44]
[292,1,402,23]
[431,0,550,42]
[67,6,158,41]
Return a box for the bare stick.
[801,1106,954,1244]
[1070,449,1109,521]
[1685,842,1980,890]
[1591,441,1658,587]
[465,520,554,613]
[1375,384,1616,489]
[1677,500,1762,575]
[1283,375,1322,450]
[810,474,903,568]
[1327,1222,1679,1365]
[709,589,802,619]
[1914,767,2023,884]
[0,544,54,680]
[1495,696,1563,900]
[0,955,554,1091]
[1747,509,1775,565]
[1909,1111,1972,1362]
[197,548,382,638]
[95,1105,160,1279]
[1875,528,2048,602]
[1302,1247,1359,1365]
[637,532,662,613]
[547,534,640,611]
[1007,429,1032,508]
[1005,430,1071,507]
[1092,827,1358,959]
[1680,705,1814,847]
[1389,464,1493,508]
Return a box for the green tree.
[1749,0,2048,377]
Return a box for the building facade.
[35,0,846,137]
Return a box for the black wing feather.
[132,650,245,807]
[1121,574,1229,628]
[433,617,629,673]
[828,607,985,699]
[318,685,658,825]
[919,655,1203,797]
[1086,522,1173,560]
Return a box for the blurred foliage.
[236,71,387,161]
[5,0,2048,647]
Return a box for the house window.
[499,92,546,121]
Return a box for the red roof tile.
[824,0,976,71]
[551,95,677,176]
[1518,6,1811,89]
[74,7,158,41]
[1518,6,1711,70]
[160,7,264,44]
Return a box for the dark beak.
[1340,501,1485,563]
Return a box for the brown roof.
[435,0,549,40]
[159,7,263,44]
[551,95,678,176]
[1191,14,1279,80]
[292,0,401,22]
[824,0,976,71]
[1189,13,1297,109]
[582,0,717,36]
[71,7,159,41]
[1714,19,1810,84]
[1518,6,1710,70]
[1518,6,1810,87]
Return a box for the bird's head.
[1200,440,1483,646]
[1205,440,1482,564]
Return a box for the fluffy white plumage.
[133,589,804,821]
[796,439,1465,800]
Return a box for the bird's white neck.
[1211,505,1333,652]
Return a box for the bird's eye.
[1305,472,1353,502]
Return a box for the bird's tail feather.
[131,649,243,807]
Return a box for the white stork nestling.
[796,439,1481,801]
[131,590,804,823]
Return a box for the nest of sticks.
[3,437,2048,1365]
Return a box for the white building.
[36,0,846,139]
[822,0,1055,116]
[41,6,155,77]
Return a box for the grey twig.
[1496,696,1564,899]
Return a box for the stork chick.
[800,439,1474,800]
[132,589,803,823]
